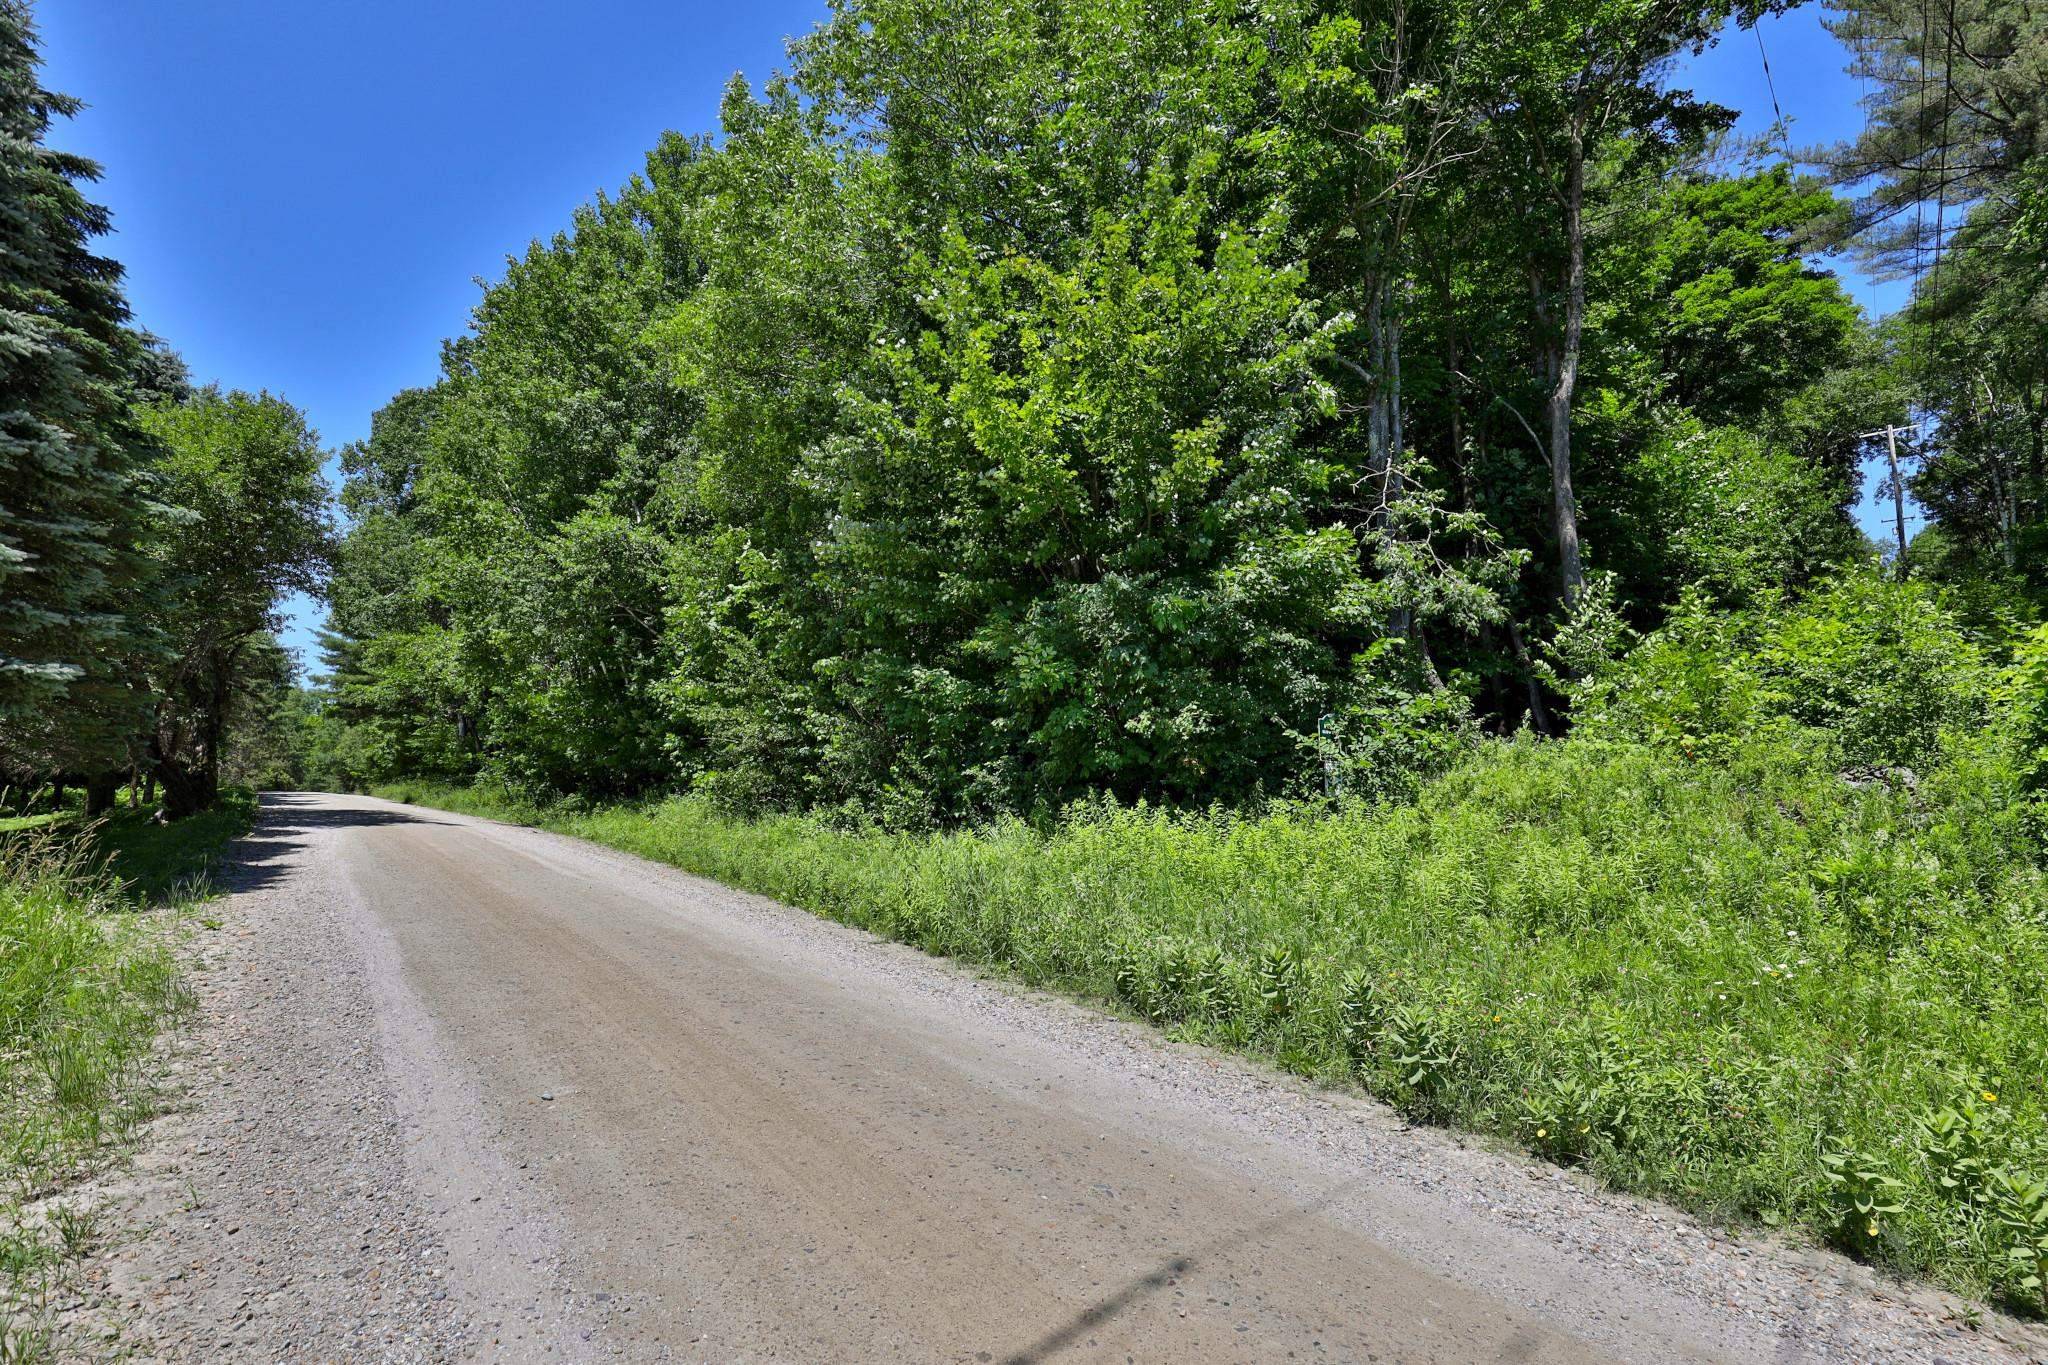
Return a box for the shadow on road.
[258,791,455,832]
[214,792,456,895]
[1001,1180,1351,1364]
[999,1177,1553,1364]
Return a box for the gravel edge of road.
[51,798,603,1362]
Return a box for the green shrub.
[2007,622,2048,794]
[1618,419,1856,608]
[1579,572,1993,771]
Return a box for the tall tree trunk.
[85,772,119,816]
[157,760,209,821]
[1544,126,1588,608]
[1361,277,1417,639]
[1387,302,1404,489]
[1365,280,1392,497]
[2028,395,2045,520]
[149,726,210,821]
[166,648,234,818]
[1505,617,1557,738]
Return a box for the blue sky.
[37,2,1910,675]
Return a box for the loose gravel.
[58,803,598,1361]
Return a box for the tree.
[323,136,713,797]
[317,0,1915,818]
[0,1,154,780]
[139,388,330,817]
[1824,0,2048,599]
[1470,0,1781,606]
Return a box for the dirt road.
[78,792,2045,1362]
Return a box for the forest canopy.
[2,0,2042,831]
[303,0,2043,825]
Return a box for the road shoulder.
[64,797,598,1362]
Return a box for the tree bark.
[2027,395,2044,521]
[1505,617,1557,738]
[85,772,120,817]
[149,723,214,821]
[156,758,213,821]
[1544,126,1588,609]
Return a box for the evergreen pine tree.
[0,0,154,789]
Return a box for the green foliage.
[319,137,710,798]
[1825,0,2048,593]
[384,717,2048,1302]
[1615,419,1858,607]
[1611,165,1861,424]
[0,2,155,778]
[1917,1095,1999,1205]
[2007,623,2048,793]
[0,815,195,1314]
[135,388,331,816]
[1989,1168,2048,1310]
[315,0,1904,821]
[219,665,317,792]
[1579,572,1993,770]
[1821,1146,1906,1253]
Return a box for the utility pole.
[1860,424,1915,580]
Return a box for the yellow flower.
[1866,1219,1880,1238]
[1982,1090,1999,1103]
[1536,1127,1548,1138]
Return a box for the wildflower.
[1982,1090,1999,1103]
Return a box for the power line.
[1752,22,1792,161]
[1912,0,1932,309]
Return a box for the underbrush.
[378,737,2048,1311]
[0,792,251,1330]
[88,788,259,903]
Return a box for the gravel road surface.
[70,791,2048,1362]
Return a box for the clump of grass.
[0,829,191,1186]
[378,735,2048,1312]
[0,1318,54,1365]
[0,802,232,1332]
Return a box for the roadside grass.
[376,739,2048,1313]
[0,789,255,1329]
[88,788,259,904]
[0,788,258,904]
